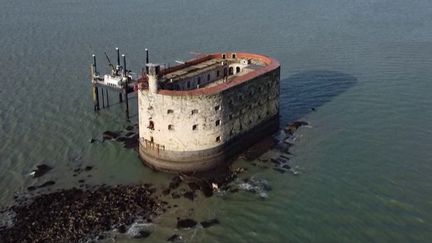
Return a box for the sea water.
[1,0,432,242]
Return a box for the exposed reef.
[0,185,163,242]
[0,120,309,242]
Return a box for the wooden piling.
[101,88,105,108]
[123,54,129,119]
[93,86,100,111]
[106,89,109,107]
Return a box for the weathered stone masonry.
[137,52,280,172]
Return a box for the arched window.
[236,66,241,73]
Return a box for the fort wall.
[138,52,280,172]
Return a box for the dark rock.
[162,188,171,195]
[102,131,120,140]
[123,134,139,149]
[118,224,127,233]
[38,180,55,188]
[177,219,197,229]
[228,188,239,193]
[273,168,286,174]
[125,132,135,137]
[134,230,151,239]
[183,191,195,201]
[89,138,96,143]
[284,121,309,135]
[78,180,85,183]
[96,234,105,240]
[311,107,316,111]
[84,166,93,171]
[169,176,182,190]
[31,164,52,178]
[282,164,291,169]
[27,186,36,191]
[198,182,213,197]
[171,192,181,199]
[187,182,200,191]
[167,234,183,242]
[200,219,220,228]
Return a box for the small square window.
[167,109,174,114]
[191,109,198,115]
[215,120,221,126]
[216,136,221,142]
[192,124,198,130]
[232,53,236,59]
[168,124,174,130]
[215,105,221,111]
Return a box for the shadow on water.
[279,70,357,122]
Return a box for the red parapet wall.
[138,52,280,95]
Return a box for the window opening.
[148,121,154,130]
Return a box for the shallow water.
[1,0,432,242]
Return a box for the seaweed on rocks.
[200,218,220,228]
[176,218,197,229]
[102,131,120,140]
[167,234,183,242]
[31,164,52,178]
[284,121,309,135]
[0,184,163,242]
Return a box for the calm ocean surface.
[1,0,432,242]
